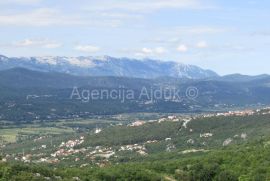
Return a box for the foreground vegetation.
[1,110,270,180]
[1,139,270,180]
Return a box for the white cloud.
[0,1,215,28]
[142,48,153,54]
[0,8,95,27]
[251,31,270,37]
[0,8,124,27]
[188,27,225,34]
[196,41,208,48]
[85,0,208,13]
[43,43,62,49]
[15,39,35,46]
[136,47,167,57]
[177,44,188,52]
[164,26,226,36]
[0,0,41,5]
[143,27,226,48]
[14,39,62,49]
[74,45,101,53]
[81,0,214,28]
[155,47,167,54]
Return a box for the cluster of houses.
[129,115,193,127]
[216,110,255,116]
[119,144,147,155]
[202,108,270,118]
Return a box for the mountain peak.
[0,55,8,61]
[0,55,218,79]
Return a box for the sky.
[0,0,269,75]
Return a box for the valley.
[1,0,269,179]
[0,67,270,180]
[0,68,270,123]
[1,108,270,180]
[1,108,270,166]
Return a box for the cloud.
[196,41,208,48]
[85,0,210,14]
[223,44,254,52]
[0,7,125,27]
[0,1,216,28]
[165,26,226,36]
[136,47,167,57]
[81,0,214,28]
[0,0,41,5]
[142,27,226,48]
[142,48,153,54]
[14,39,62,49]
[74,45,101,53]
[250,31,270,37]
[188,27,225,34]
[43,43,62,49]
[155,47,167,54]
[177,44,188,52]
[0,8,88,27]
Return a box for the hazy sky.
[0,0,269,75]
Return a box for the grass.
[0,116,131,144]
[0,127,74,143]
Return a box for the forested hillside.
[0,68,270,122]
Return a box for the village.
[1,107,270,167]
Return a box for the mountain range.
[0,67,270,122]
[0,55,218,79]
[1,54,270,122]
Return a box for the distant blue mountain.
[0,55,218,79]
